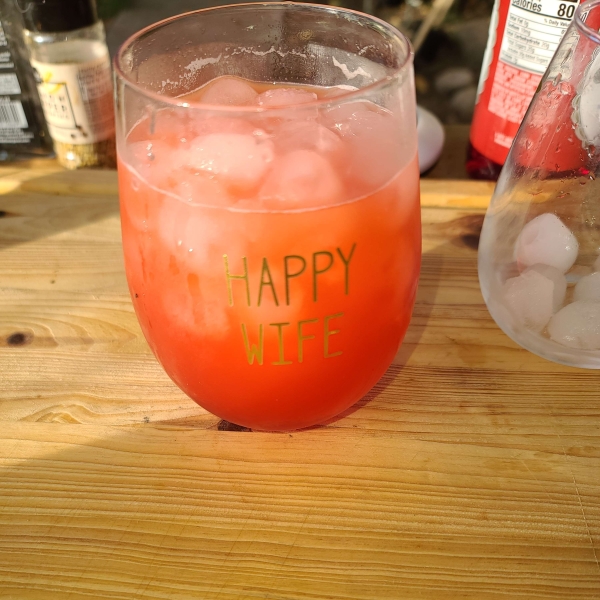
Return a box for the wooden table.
[1,162,599,600]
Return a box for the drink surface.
[117,77,421,430]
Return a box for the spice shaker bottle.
[0,0,52,160]
[20,0,116,169]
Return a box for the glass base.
[484,294,600,369]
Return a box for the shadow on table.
[318,210,485,428]
[0,164,485,433]
[172,246,451,432]
[0,167,119,250]
[166,211,484,432]
[317,255,448,428]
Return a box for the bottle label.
[31,54,115,145]
[470,0,578,166]
[0,73,21,95]
[0,98,27,128]
[500,0,573,74]
[0,20,34,145]
[487,0,574,130]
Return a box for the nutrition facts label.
[500,0,577,74]
[487,0,577,126]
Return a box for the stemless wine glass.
[114,2,421,430]
[479,0,600,368]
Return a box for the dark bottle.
[0,0,53,160]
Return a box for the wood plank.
[0,424,599,600]
[1,164,599,599]
[0,165,497,429]
[0,166,598,442]
[420,179,496,208]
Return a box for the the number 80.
[558,3,576,18]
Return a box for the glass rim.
[114,1,414,113]
[576,0,600,44]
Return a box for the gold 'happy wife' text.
[223,244,356,366]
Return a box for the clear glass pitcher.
[479,0,600,368]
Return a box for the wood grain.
[1,425,599,600]
[0,162,599,599]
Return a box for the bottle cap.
[19,0,98,33]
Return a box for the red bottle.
[467,0,579,179]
